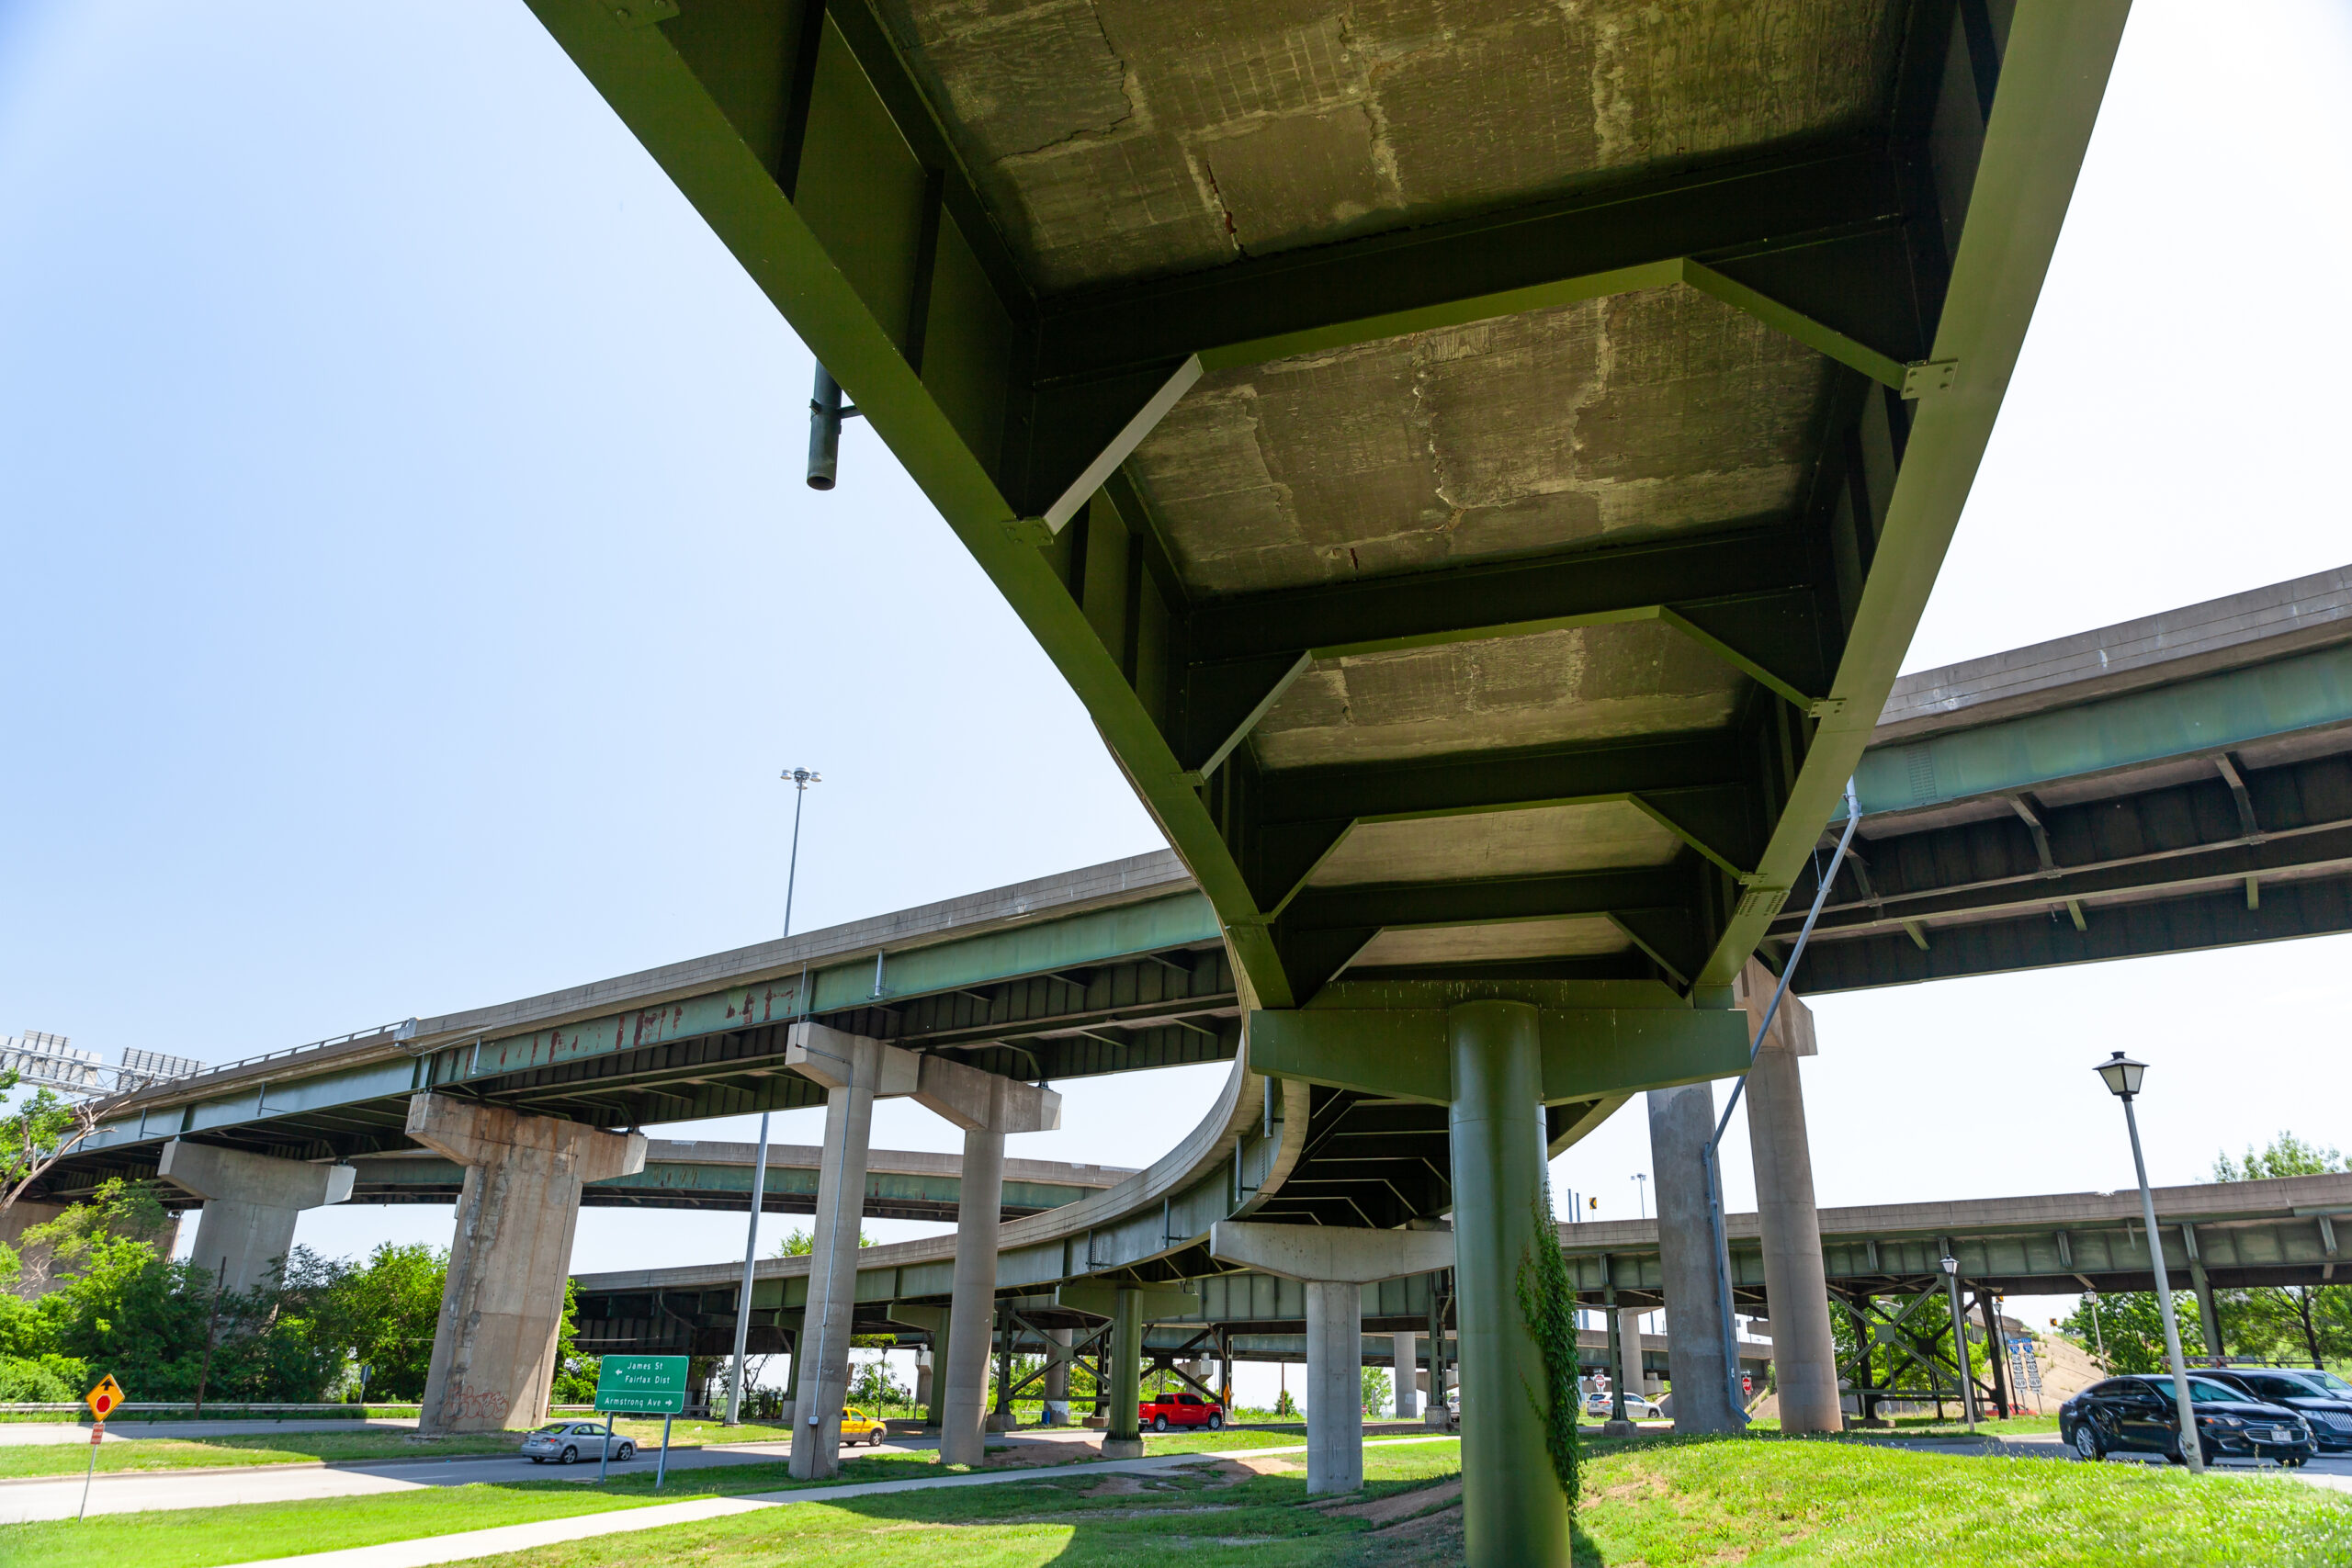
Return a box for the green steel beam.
[1848,644,2352,819]
[1246,1005,1748,1107]
[1695,0,2132,987]
[1035,145,1917,382]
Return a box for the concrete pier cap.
[157,1139,357,1297]
[1212,1222,1454,1494]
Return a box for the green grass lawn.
[10,1434,2347,1568]
[0,1415,794,1479]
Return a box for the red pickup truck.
[1138,1392,1225,1431]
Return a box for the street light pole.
[1633,1173,1647,1223]
[723,765,819,1427]
[2095,1052,2203,1474]
[779,767,821,939]
[723,1112,773,1427]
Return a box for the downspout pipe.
[1702,776,1861,1425]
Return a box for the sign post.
[80,1375,124,1521]
[594,1355,687,1491]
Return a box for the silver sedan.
[520,1421,635,1464]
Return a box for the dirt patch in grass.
[1076,1472,1154,1496]
[1184,1452,1302,1486]
[1320,1476,1463,1524]
[1373,1501,1464,1551]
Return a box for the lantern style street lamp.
[2094,1051,2203,1473]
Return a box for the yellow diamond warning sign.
[85,1375,123,1422]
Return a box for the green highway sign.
[594,1354,688,1415]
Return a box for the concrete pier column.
[910,1054,1057,1466]
[405,1095,645,1434]
[1305,1280,1363,1494]
[1044,1328,1073,1424]
[944,1118,1005,1463]
[0,1198,68,1295]
[890,1303,949,1429]
[786,1023,917,1479]
[156,1142,356,1298]
[1618,1308,1646,1402]
[1736,961,1840,1434]
[1447,999,1570,1566]
[1103,1287,1145,1458]
[914,1348,934,1411]
[1645,1080,1739,1434]
[1392,1332,1419,1419]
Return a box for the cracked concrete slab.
[1352,918,1632,967]
[1252,619,1746,769]
[1309,803,1684,887]
[878,0,1894,290]
[1126,288,1830,597]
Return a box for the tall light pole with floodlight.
[1633,1172,1648,1222]
[722,765,822,1426]
[780,767,822,939]
[2095,1051,2202,1473]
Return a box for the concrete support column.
[1,1198,69,1297]
[1104,1287,1144,1458]
[786,1024,914,1480]
[891,1304,949,1430]
[1736,961,1840,1434]
[1645,1080,1739,1434]
[1618,1308,1646,1401]
[1305,1280,1363,1494]
[1392,1332,1419,1419]
[943,1116,1005,1464]
[1044,1328,1073,1425]
[406,1095,645,1434]
[914,1348,934,1412]
[1447,999,1570,1566]
[156,1141,356,1299]
[914,1054,1056,1466]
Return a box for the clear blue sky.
[6,1,2348,1383]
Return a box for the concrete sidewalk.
[214,1437,1458,1568]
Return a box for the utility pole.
[1633,1173,1647,1222]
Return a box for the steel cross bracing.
[523,0,2128,1013]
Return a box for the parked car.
[1582,1390,1664,1421]
[2209,1370,2352,1454]
[1138,1392,1224,1431]
[521,1421,633,1464]
[2060,1373,2316,1466]
[840,1406,891,1446]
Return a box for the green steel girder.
[1782,752,2352,938]
[518,0,2128,1012]
[1033,144,1923,384]
[1792,870,2352,992]
[1846,644,2352,819]
[1245,1005,1749,1107]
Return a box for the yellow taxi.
[839,1407,890,1447]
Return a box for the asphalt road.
[0,1434,828,1523]
[0,1418,426,1446]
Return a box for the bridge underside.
[524,0,2115,1032]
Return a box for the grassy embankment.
[13,1433,2352,1568]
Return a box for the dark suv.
[2062,1373,2315,1467]
[2209,1368,2352,1454]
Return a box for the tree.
[2063,1292,2205,1375]
[1360,1364,1392,1416]
[775,1227,875,1256]
[0,1070,103,1222]
[2207,1132,2352,1367]
[341,1243,446,1400]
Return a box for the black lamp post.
[2094,1051,2203,1473]
[1939,1255,1977,1434]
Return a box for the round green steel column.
[1105,1286,1144,1454]
[1448,999,1569,1567]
